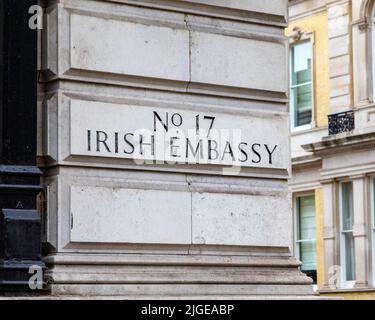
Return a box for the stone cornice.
[103,0,288,26]
[291,155,322,168]
[302,131,375,156]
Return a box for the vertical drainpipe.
[0,0,46,293]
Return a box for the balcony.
[328,110,355,135]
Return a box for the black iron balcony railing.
[328,110,355,135]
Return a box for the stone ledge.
[319,288,375,294]
[47,284,315,297]
[302,131,375,156]
[105,0,288,26]
[43,253,301,267]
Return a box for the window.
[296,195,317,282]
[340,181,356,287]
[290,41,313,129]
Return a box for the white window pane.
[340,181,356,283]
[300,241,317,271]
[291,41,312,86]
[292,84,312,127]
[298,195,316,240]
[344,232,355,281]
[290,41,313,128]
[296,195,316,272]
[341,182,354,231]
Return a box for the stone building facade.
[288,0,375,299]
[0,0,316,298]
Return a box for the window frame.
[293,192,317,284]
[339,180,356,289]
[289,32,315,132]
